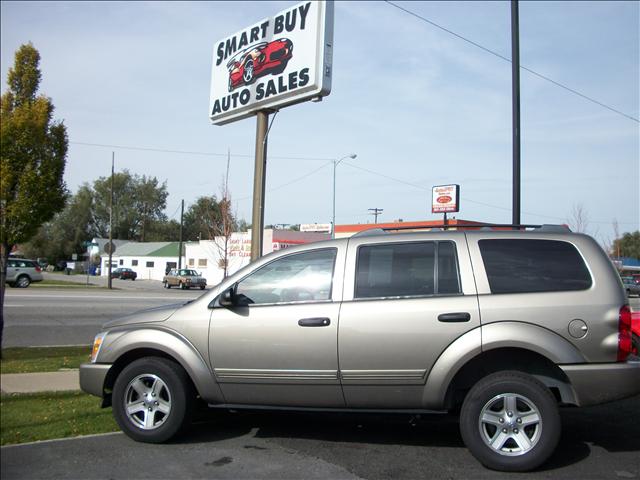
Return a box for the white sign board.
[432,184,460,213]
[209,1,334,125]
[300,223,332,233]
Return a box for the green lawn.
[1,346,92,374]
[0,391,118,445]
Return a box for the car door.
[338,234,480,408]
[209,246,346,408]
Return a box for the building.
[103,242,183,281]
[185,229,329,286]
[334,219,489,238]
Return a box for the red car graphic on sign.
[227,38,293,92]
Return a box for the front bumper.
[79,363,112,398]
[561,360,640,406]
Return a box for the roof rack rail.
[352,228,387,238]
[377,223,572,232]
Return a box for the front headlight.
[91,332,107,363]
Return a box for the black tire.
[112,357,195,443]
[460,371,560,472]
[242,59,254,84]
[163,281,169,289]
[200,285,206,290]
[16,275,31,288]
[632,333,640,356]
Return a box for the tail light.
[618,305,632,361]
[35,265,42,272]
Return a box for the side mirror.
[218,285,236,308]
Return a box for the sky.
[1,1,638,246]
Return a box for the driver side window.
[236,249,337,305]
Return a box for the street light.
[332,153,357,239]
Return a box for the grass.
[1,346,92,374]
[0,391,118,445]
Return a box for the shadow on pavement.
[175,394,639,473]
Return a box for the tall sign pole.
[108,152,114,290]
[511,0,521,226]
[178,199,184,269]
[209,1,334,261]
[251,111,269,261]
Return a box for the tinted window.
[479,239,592,294]
[236,249,337,305]
[355,241,461,298]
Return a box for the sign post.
[210,1,334,261]
[432,184,460,230]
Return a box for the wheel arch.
[423,322,584,409]
[100,327,224,407]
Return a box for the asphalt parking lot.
[2,394,639,480]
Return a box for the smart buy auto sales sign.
[209,1,334,125]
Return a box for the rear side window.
[479,239,592,294]
[355,241,461,298]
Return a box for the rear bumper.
[561,360,640,406]
[79,363,112,398]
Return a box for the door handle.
[298,317,331,327]
[438,312,471,322]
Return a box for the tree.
[183,196,225,241]
[567,203,590,233]
[22,185,95,263]
[0,44,68,354]
[612,231,640,259]
[91,170,168,241]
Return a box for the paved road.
[3,288,205,347]
[2,394,639,480]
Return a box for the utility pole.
[178,199,184,269]
[511,0,521,227]
[107,152,114,290]
[368,208,383,224]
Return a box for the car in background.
[622,277,640,297]
[163,269,206,290]
[111,268,137,281]
[5,258,43,288]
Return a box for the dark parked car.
[111,268,137,281]
[622,277,640,297]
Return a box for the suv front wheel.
[459,371,560,472]
[112,357,194,443]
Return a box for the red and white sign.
[209,1,334,125]
[432,184,460,213]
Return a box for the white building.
[185,229,329,287]
[103,242,184,281]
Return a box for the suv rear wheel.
[16,275,31,288]
[459,371,560,472]
[112,357,195,443]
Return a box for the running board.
[206,403,447,415]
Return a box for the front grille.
[270,49,285,61]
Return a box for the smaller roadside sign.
[432,184,460,213]
[104,242,116,255]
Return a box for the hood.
[103,302,185,329]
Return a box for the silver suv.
[5,258,44,287]
[81,226,640,472]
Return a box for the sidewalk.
[0,370,80,394]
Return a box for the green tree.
[22,185,95,263]
[91,170,168,241]
[0,44,68,353]
[183,196,225,241]
[612,231,640,259]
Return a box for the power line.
[384,1,639,123]
[342,161,637,225]
[236,161,333,201]
[70,141,332,162]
